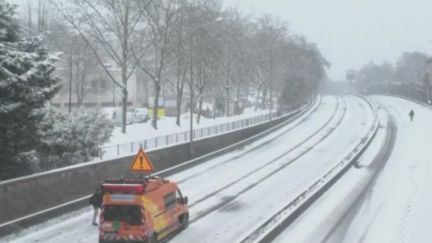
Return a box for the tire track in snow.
[189,98,347,223]
[176,98,323,184]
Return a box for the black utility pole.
[68,46,73,113]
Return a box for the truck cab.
[99,176,189,243]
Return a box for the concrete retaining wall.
[0,107,308,227]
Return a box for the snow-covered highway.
[2,95,376,243]
[273,96,432,243]
[323,96,432,243]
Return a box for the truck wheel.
[180,213,189,230]
[148,234,158,243]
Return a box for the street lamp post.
[269,45,274,121]
[189,34,194,158]
[113,82,116,107]
[268,32,283,121]
[68,52,73,113]
[188,16,223,158]
[225,83,230,116]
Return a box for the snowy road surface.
[273,98,391,243]
[329,96,432,243]
[3,96,375,243]
[274,96,432,243]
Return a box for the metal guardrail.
[99,110,300,160]
[34,111,303,171]
[239,96,380,243]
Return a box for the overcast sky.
[224,0,432,80]
[9,0,432,80]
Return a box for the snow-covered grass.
[106,107,270,146]
[100,107,279,159]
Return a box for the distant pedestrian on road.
[89,187,103,226]
[409,109,415,122]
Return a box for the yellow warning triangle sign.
[129,147,155,172]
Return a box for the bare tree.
[424,59,432,102]
[170,11,188,126]
[21,0,60,37]
[72,41,100,107]
[132,0,181,129]
[396,52,429,84]
[50,0,144,133]
[186,0,224,123]
[45,0,328,130]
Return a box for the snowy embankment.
[101,107,278,159]
[106,108,271,146]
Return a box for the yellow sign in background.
[148,108,165,119]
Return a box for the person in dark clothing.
[89,187,103,226]
[409,109,415,122]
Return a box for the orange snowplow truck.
[99,176,189,243]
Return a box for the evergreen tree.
[0,0,61,180]
[279,76,307,111]
[0,0,18,42]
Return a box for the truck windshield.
[103,205,142,225]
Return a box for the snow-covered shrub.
[37,107,114,170]
[278,76,308,112]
